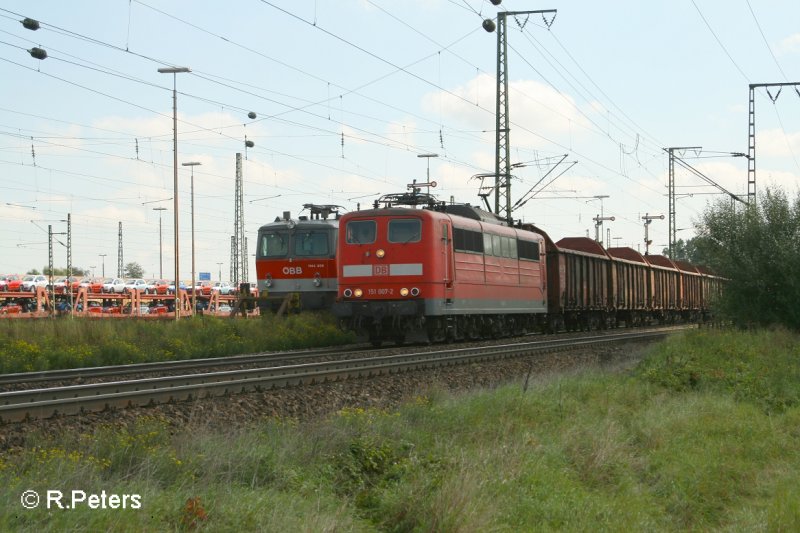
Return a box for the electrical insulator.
[248,111,256,119]
[245,140,255,148]
[482,19,496,33]
[22,18,40,30]
[490,0,502,5]
[29,47,47,60]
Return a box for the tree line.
[670,187,800,330]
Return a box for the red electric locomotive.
[332,192,547,346]
[255,204,341,312]
[333,191,723,345]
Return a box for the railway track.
[0,326,691,423]
[0,345,366,389]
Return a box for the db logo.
[282,266,303,275]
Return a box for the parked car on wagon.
[191,280,214,296]
[123,278,149,293]
[152,279,170,295]
[21,274,48,292]
[69,277,84,292]
[101,278,126,294]
[89,278,106,294]
[149,301,169,315]
[6,274,24,291]
[210,281,234,295]
[51,276,80,294]
[78,277,96,291]
[167,280,187,294]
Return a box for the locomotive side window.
[346,220,376,244]
[453,227,484,254]
[492,235,502,256]
[483,233,493,256]
[517,239,540,261]
[388,219,421,243]
[294,231,329,256]
[507,236,518,259]
[260,231,288,258]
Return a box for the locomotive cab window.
[259,231,288,258]
[346,220,376,244]
[294,231,329,256]
[388,219,421,243]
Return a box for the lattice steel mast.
[232,153,247,285]
[747,82,800,204]
[484,8,556,223]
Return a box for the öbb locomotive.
[255,204,341,312]
[332,192,721,346]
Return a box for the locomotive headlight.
[410,287,420,296]
[313,273,322,287]
[400,287,409,297]
[354,288,363,298]
[343,288,353,298]
[376,248,385,258]
[265,276,272,288]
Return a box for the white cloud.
[758,169,800,191]
[756,128,800,157]
[421,73,593,151]
[776,33,800,55]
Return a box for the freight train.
[255,204,342,312]
[332,191,722,346]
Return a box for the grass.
[0,312,354,373]
[1,328,799,531]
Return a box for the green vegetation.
[0,313,354,373]
[694,187,800,330]
[2,328,799,531]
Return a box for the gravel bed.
[0,338,656,451]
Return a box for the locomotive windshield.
[388,219,421,243]
[345,220,376,244]
[294,231,330,256]
[259,231,288,258]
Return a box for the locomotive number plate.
[367,288,394,296]
[373,264,389,276]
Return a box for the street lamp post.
[182,161,201,315]
[158,66,191,319]
[99,254,106,277]
[217,262,223,281]
[153,207,167,278]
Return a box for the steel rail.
[0,345,365,387]
[0,328,684,423]
[0,325,686,388]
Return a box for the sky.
[1,0,799,280]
